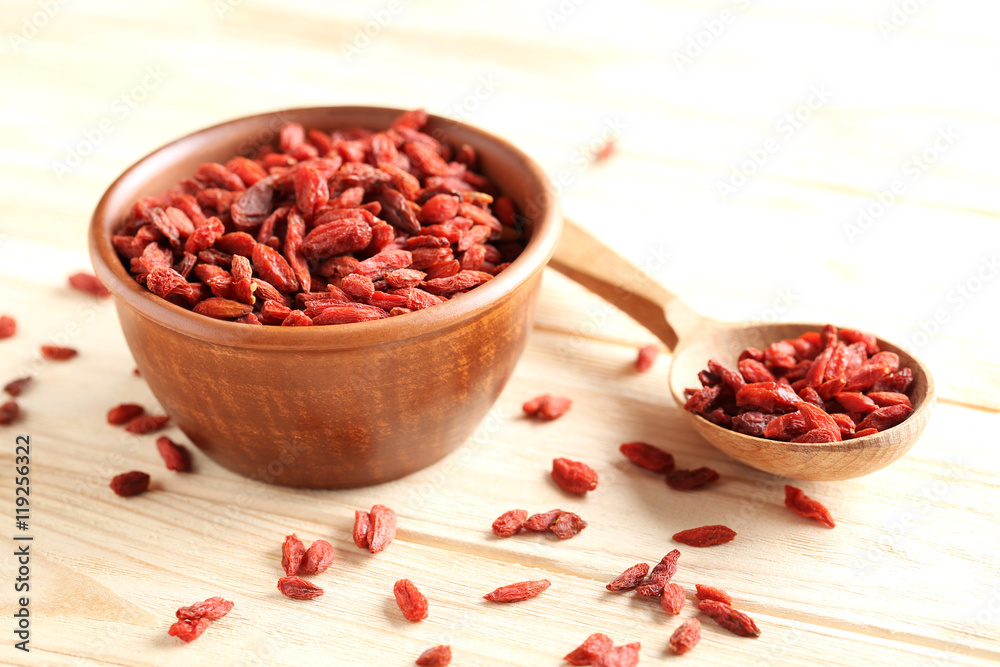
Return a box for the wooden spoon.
[549,219,935,481]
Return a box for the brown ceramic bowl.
[89,107,561,489]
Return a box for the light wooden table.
[1,1,998,665]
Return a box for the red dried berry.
[665,467,720,491]
[353,510,371,548]
[110,471,150,497]
[635,344,658,372]
[394,579,429,621]
[550,511,588,539]
[68,272,111,297]
[491,509,528,538]
[0,400,20,425]
[483,579,551,603]
[3,377,31,397]
[668,618,701,655]
[281,534,306,576]
[107,403,145,425]
[606,563,650,591]
[784,485,835,528]
[300,539,335,575]
[593,644,640,667]
[124,414,170,434]
[564,633,614,665]
[523,509,561,532]
[551,457,598,494]
[698,600,761,637]
[168,617,211,643]
[277,576,323,600]
[367,504,397,553]
[673,525,737,547]
[523,394,572,420]
[415,645,452,667]
[155,436,192,472]
[41,345,77,361]
[619,442,674,473]
[695,584,733,605]
[660,582,686,615]
[0,315,16,339]
[175,596,234,621]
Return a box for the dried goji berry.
[124,414,170,434]
[660,582,686,615]
[110,471,150,497]
[0,315,16,339]
[695,584,732,605]
[665,467,719,491]
[282,534,306,576]
[353,510,371,548]
[668,618,701,655]
[3,377,31,397]
[606,563,650,591]
[592,644,640,667]
[673,525,736,547]
[168,617,211,643]
[156,436,192,472]
[619,442,674,473]
[550,511,588,539]
[483,579,551,602]
[300,539,335,575]
[415,645,452,667]
[367,504,397,553]
[68,272,111,297]
[277,576,323,600]
[698,600,761,637]
[784,485,835,528]
[107,403,145,425]
[0,400,20,425]
[41,345,77,361]
[523,509,561,532]
[635,344,658,372]
[492,509,528,538]
[175,597,234,621]
[564,633,614,665]
[551,458,598,494]
[636,550,680,597]
[394,579,429,621]
[855,404,914,432]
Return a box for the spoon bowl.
[550,219,935,481]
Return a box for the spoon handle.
[549,219,697,351]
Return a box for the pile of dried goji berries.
[111,109,526,326]
[685,324,914,441]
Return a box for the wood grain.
[1,0,999,665]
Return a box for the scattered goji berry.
[277,576,323,600]
[300,539,335,575]
[107,403,145,425]
[3,377,31,397]
[41,345,77,361]
[394,579,429,621]
[155,436,192,472]
[606,563,650,591]
[110,471,150,497]
[550,511,588,539]
[660,582,686,615]
[523,509,562,532]
[0,400,20,425]
[68,272,111,297]
[564,633,614,665]
[665,467,719,491]
[592,644,640,667]
[698,600,761,637]
[619,442,674,473]
[784,485,835,528]
[367,504,397,553]
[635,344,658,372]
[175,597,234,621]
[551,457,598,494]
[668,618,701,655]
[0,315,15,339]
[695,584,732,605]
[124,414,170,434]
[523,394,573,420]
[483,579,551,602]
[168,617,211,643]
[353,510,371,549]
[281,534,305,576]
[492,509,528,538]
[673,524,737,547]
[415,644,452,666]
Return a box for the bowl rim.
[89,106,562,350]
